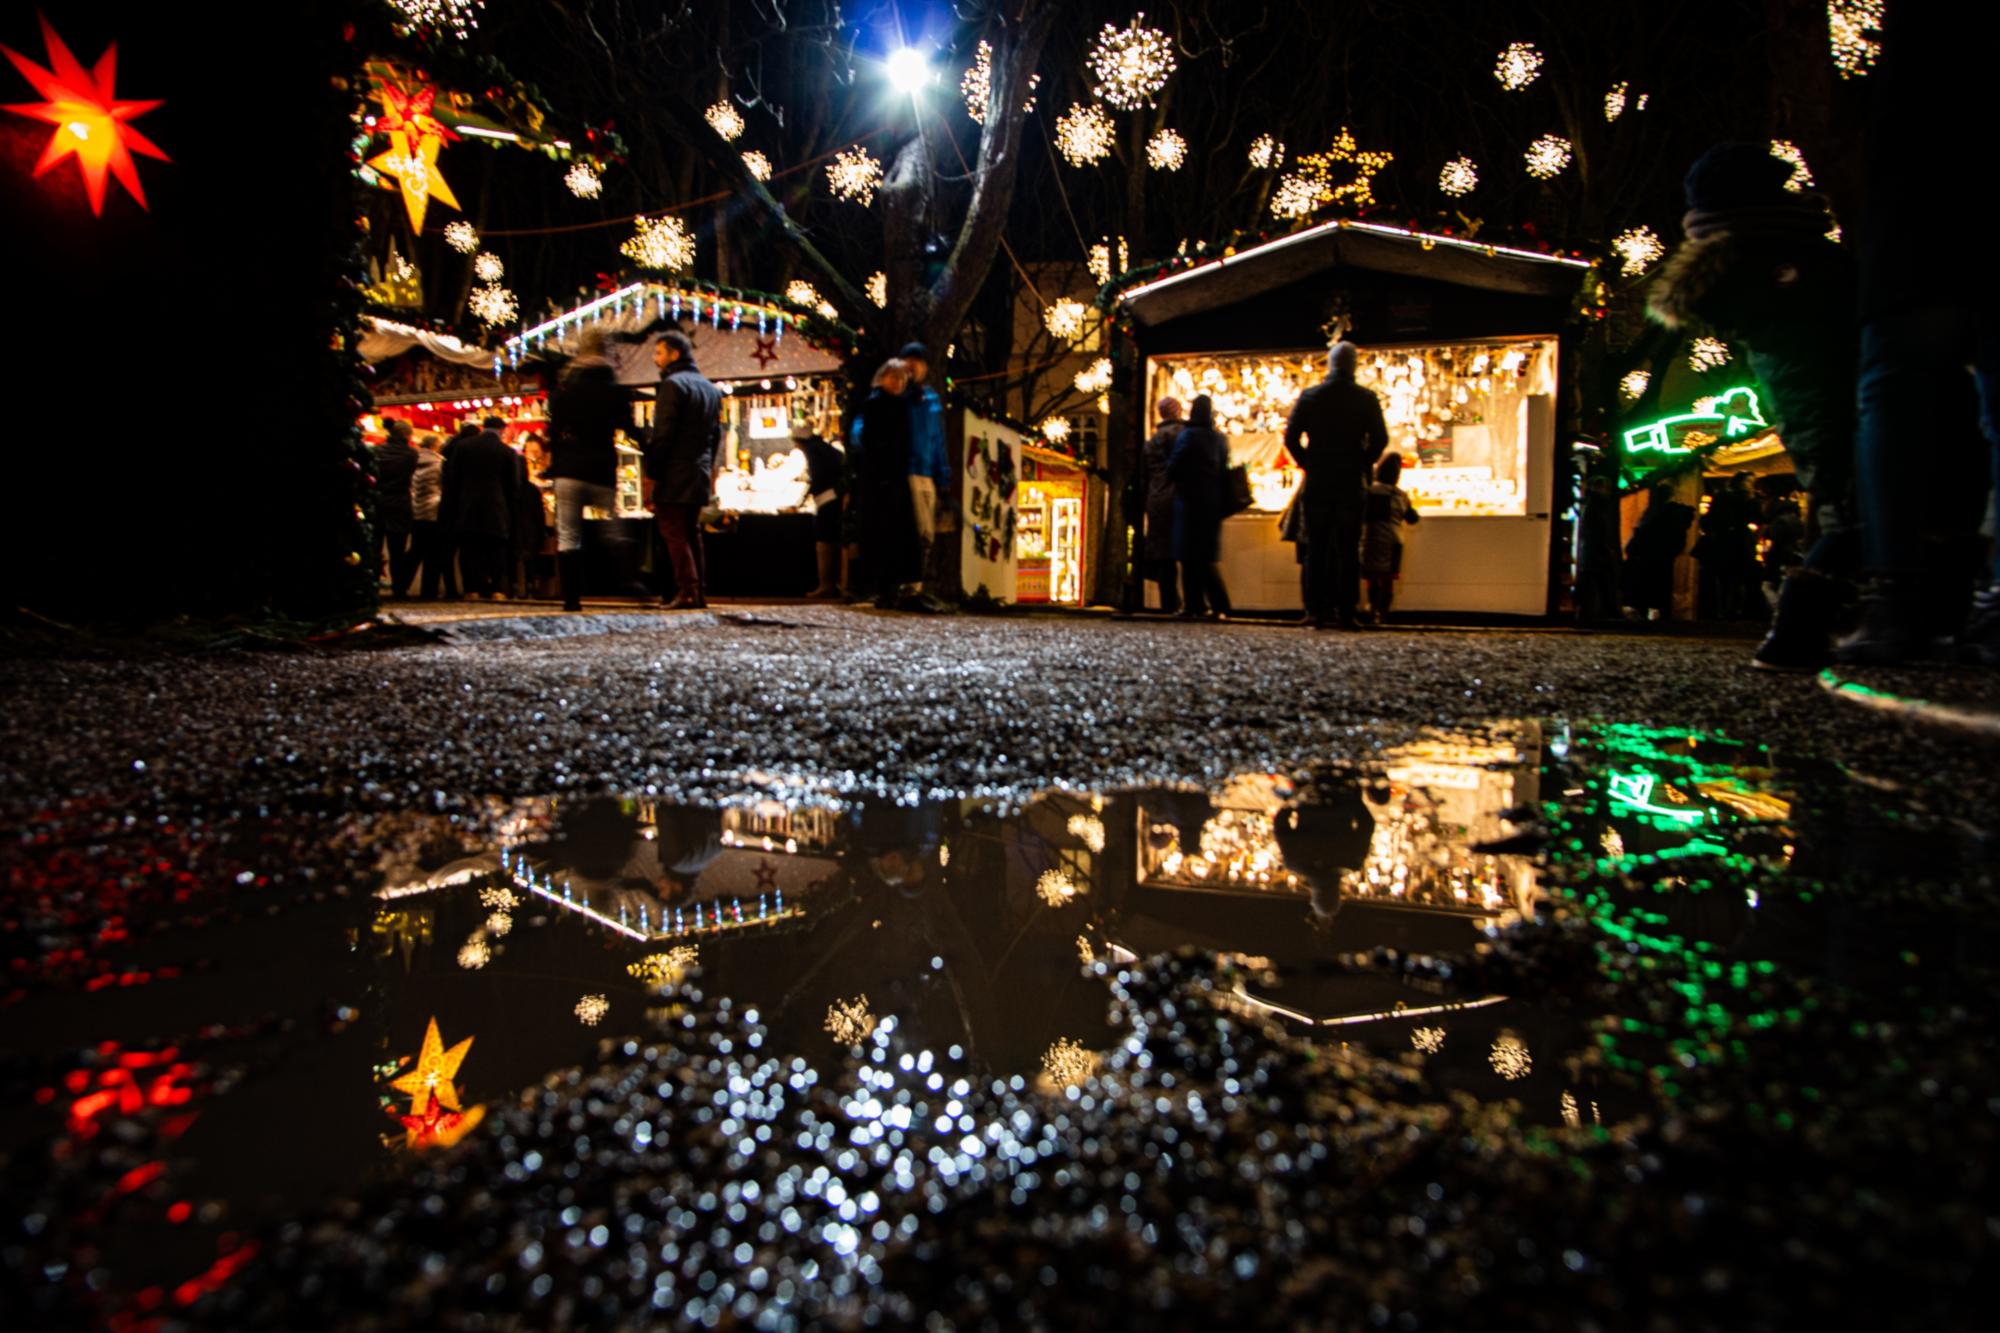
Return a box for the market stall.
[956,410,1098,608]
[501,282,853,597]
[1115,220,1592,616]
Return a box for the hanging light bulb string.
[450,129,892,238]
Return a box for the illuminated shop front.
[1015,451,1090,605]
[1117,220,1591,615]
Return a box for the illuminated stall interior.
[1014,450,1090,605]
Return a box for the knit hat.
[899,341,930,361]
[1683,142,1795,214]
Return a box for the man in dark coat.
[854,360,923,607]
[434,422,479,599]
[1283,341,1388,628]
[1649,142,1857,668]
[1141,397,1185,613]
[370,418,419,598]
[546,328,632,611]
[1165,394,1233,619]
[644,330,723,609]
[444,415,520,599]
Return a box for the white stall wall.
[960,411,1025,604]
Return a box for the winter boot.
[1834,579,1936,666]
[1752,568,1843,672]
[558,550,586,612]
[1959,588,2000,667]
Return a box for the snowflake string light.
[390,0,483,41]
[1054,102,1116,167]
[705,101,745,141]
[825,145,883,205]
[816,300,840,321]
[824,995,875,1045]
[1076,934,1095,964]
[1074,358,1114,395]
[472,251,504,282]
[620,215,695,271]
[741,150,772,182]
[468,284,517,326]
[1146,128,1187,171]
[443,220,479,253]
[1689,337,1731,372]
[1770,139,1814,192]
[1087,237,1130,285]
[485,911,513,936]
[866,271,887,308]
[1411,1026,1446,1054]
[1035,867,1079,905]
[1066,812,1107,851]
[628,946,699,988]
[1041,1037,1099,1086]
[1828,1,1883,79]
[1438,156,1479,196]
[456,936,489,969]
[477,884,518,909]
[1612,226,1664,276]
[1604,81,1629,122]
[1087,14,1176,110]
[1489,1033,1532,1080]
[1524,134,1573,180]
[1619,369,1651,400]
[1268,128,1393,219]
[564,160,602,199]
[1826,220,1843,244]
[1561,1090,1582,1128]
[574,993,609,1026]
[785,279,822,309]
[1044,297,1089,341]
[388,249,417,282]
[960,40,1040,124]
[1494,42,1545,91]
[1247,134,1285,170]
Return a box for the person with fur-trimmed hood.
[1647,142,1857,670]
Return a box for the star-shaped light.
[389,1016,473,1115]
[368,81,460,233]
[2,15,169,215]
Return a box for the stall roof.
[1117,220,1593,331]
[502,281,852,386]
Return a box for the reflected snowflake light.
[628,945,699,987]
[575,993,609,1026]
[1076,934,1095,964]
[1039,418,1073,447]
[1411,1026,1446,1053]
[960,40,1039,124]
[1087,236,1129,285]
[390,0,482,40]
[1561,1090,1582,1127]
[1042,1037,1098,1085]
[1489,1033,1532,1079]
[824,995,875,1045]
[484,911,512,936]
[1035,868,1078,905]
[1073,358,1113,395]
[1604,81,1629,122]
[1066,811,1107,852]
[786,279,822,309]
[455,935,489,969]
[477,884,517,909]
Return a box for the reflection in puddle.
[5,719,1993,1327]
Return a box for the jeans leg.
[1180,560,1206,616]
[1856,308,1980,577]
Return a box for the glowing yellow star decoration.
[390,1016,474,1115]
[1270,128,1393,219]
[1,15,169,215]
[367,81,461,233]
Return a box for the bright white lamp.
[886,46,932,94]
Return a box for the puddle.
[3,721,1994,1326]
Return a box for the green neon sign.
[1607,771,1707,825]
[1622,386,1768,456]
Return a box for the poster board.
[960,411,1024,603]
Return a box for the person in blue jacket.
[900,342,951,610]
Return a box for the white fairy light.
[1619,369,1651,400]
[1145,128,1187,171]
[1247,134,1285,170]
[1270,173,1321,219]
[960,39,1039,124]
[1770,139,1814,192]
[1087,14,1176,110]
[477,884,517,909]
[472,251,503,282]
[443,220,478,253]
[825,145,883,205]
[390,0,482,41]
[1604,81,1629,122]
[1411,1026,1445,1053]
[866,271,888,308]
[485,910,513,936]
[1066,812,1108,852]
[620,215,695,271]
[1054,102,1116,167]
[1074,358,1114,395]
[741,150,772,182]
[786,279,822,308]
[1041,1037,1098,1086]
[1524,134,1573,180]
[456,935,490,969]
[705,101,745,141]
[1043,297,1089,341]
[1035,867,1078,904]
[1561,1090,1581,1127]
[467,284,516,326]
[1489,1034,1532,1080]
[824,995,875,1045]
[816,300,839,321]
[1438,156,1479,196]
[1088,236,1130,285]
[564,161,602,199]
[1494,42,1545,91]
[575,993,609,1026]
[1612,226,1664,276]
[1689,336,1732,372]
[1267,129,1393,219]
[1828,1,1883,79]
[1076,934,1095,964]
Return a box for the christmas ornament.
[1493,42,1544,91]
[564,160,602,199]
[1524,134,1573,180]
[1087,14,1176,109]
[825,145,882,205]
[1145,128,1187,172]
[468,283,516,326]
[1269,128,1393,219]
[1054,102,1115,167]
[1,15,169,215]
[1612,227,1664,276]
[705,100,745,141]
[1247,134,1285,171]
[741,150,771,181]
[443,220,478,253]
[390,1017,473,1115]
[472,251,504,282]
[620,215,694,271]
[1043,298,1088,341]
[366,81,461,233]
[866,271,887,308]
[1438,157,1479,196]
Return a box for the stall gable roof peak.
[505,281,857,352]
[1117,220,1592,329]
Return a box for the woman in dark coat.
[1165,394,1233,619]
[1141,398,1186,613]
[853,359,922,607]
[1622,481,1695,620]
[443,416,521,599]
